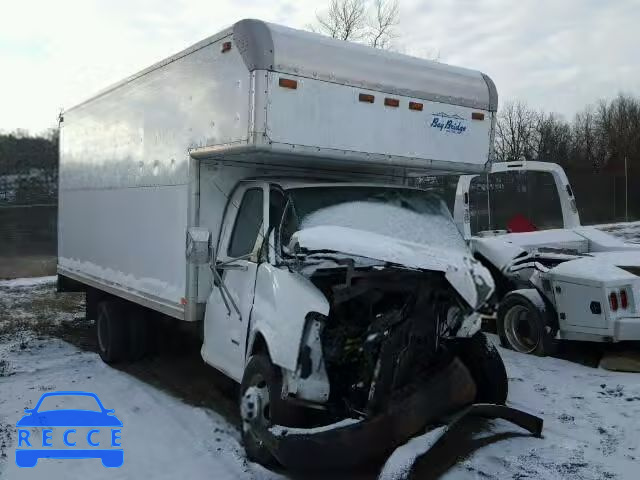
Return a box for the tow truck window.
[228,188,264,258]
[470,170,564,235]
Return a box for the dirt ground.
[0,255,56,280]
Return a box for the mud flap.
[250,357,543,470]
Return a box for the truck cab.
[193,179,500,458]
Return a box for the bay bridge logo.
[15,391,123,468]
[430,112,467,134]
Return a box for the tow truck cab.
[453,161,640,352]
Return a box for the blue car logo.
[16,391,123,468]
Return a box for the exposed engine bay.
[249,254,542,471]
[291,255,473,417]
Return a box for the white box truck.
[57,19,541,467]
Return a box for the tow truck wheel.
[96,300,128,364]
[240,354,289,466]
[451,332,508,405]
[497,290,557,357]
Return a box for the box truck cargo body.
[58,19,507,466]
[59,19,497,321]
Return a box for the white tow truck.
[453,161,640,356]
[57,19,543,468]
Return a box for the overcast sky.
[1,0,638,133]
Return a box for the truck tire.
[96,300,128,364]
[451,333,508,405]
[497,289,558,357]
[240,354,298,466]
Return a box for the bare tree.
[315,0,367,41]
[313,0,399,48]
[535,112,572,166]
[368,0,399,49]
[494,101,540,163]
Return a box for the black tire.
[96,300,128,364]
[127,307,149,361]
[497,289,558,357]
[453,332,508,405]
[240,354,300,466]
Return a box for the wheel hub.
[241,381,271,435]
[504,305,539,353]
[241,386,263,424]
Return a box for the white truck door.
[453,174,478,240]
[201,185,266,382]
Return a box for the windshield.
[281,186,467,251]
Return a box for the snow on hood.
[289,225,494,308]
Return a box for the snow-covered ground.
[1,221,639,479]
[0,278,282,480]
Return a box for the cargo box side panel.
[58,35,251,316]
[58,185,188,308]
[264,73,492,172]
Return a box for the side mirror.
[186,228,211,265]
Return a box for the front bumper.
[251,357,543,470]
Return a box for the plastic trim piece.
[482,74,499,112]
[233,19,275,71]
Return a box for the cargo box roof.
[233,19,497,112]
[68,19,496,114]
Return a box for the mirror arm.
[209,263,241,317]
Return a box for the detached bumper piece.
[252,357,543,470]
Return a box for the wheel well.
[250,333,270,358]
[474,253,516,301]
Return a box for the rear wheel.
[498,290,557,356]
[451,332,508,404]
[96,300,128,363]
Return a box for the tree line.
[0,129,58,175]
[495,94,640,175]
[0,129,58,205]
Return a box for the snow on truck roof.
[68,19,497,113]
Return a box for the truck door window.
[228,188,264,258]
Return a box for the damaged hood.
[289,225,494,309]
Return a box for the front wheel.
[240,354,294,466]
[497,289,558,357]
[450,332,508,405]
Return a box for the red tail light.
[609,292,619,311]
[620,289,628,309]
